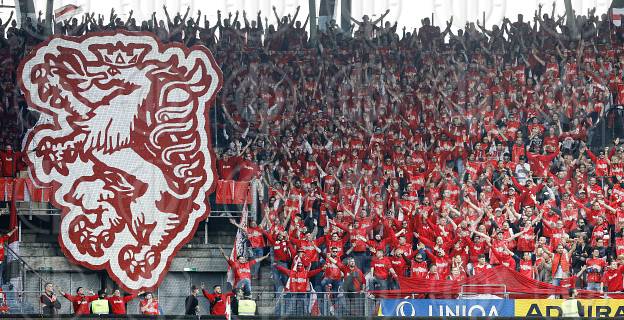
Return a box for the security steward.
[561,288,584,317]
[237,294,256,316]
[90,290,110,315]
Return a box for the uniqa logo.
[428,304,500,316]
[395,301,416,316]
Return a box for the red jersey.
[63,293,97,315]
[276,266,322,292]
[202,290,234,315]
[140,299,159,315]
[410,261,428,278]
[586,258,606,283]
[106,294,137,315]
[472,263,492,276]
[371,257,393,280]
[603,266,624,292]
[245,227,265,248]
[519,259,534,279]
[226,259,257,285]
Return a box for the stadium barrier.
[0,315,596,320]
[378,298,624,317]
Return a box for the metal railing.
[4,288,624,316]
[257,291,379,317]
[0,290,379,316]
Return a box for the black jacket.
[40,293,61,315]
[184,295,199,315]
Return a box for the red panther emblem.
[17,31,223,292]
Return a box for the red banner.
[374,266,609,299]
[18,30,223,292]
[215,180,252,204]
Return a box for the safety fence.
[7,290,624,317]
[0,290,380,316]
[255,292,379,317]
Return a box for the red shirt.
[246,227,265,248]
[472,263,491,276]
[603,266,624,292]
[217,156,239,180]
[237,160,260,181]
[0,235,10,262]
[202,290,234,315]
[410,261,428,278]
[266,235,292,262]
[371,257,393,280]
[519,259,534,279]
[322,260,344,281]
[63,293,97,315]
[276,266,322,292]
[586,258,606,283]
[140,299,159,315]
[227,259,257,284]
[106,294,137,315]
[0,150,17,177]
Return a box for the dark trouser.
[344,292,365,316]
[352,251,370,274]
[369,277,388,291]
[388,277,400,290]
[320,278,342,316]
[251,247,264,278]
[285,292,309,316]
[272,260,290,293]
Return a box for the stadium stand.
[0,1,623,317]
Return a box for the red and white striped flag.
[226,202,248,286]
[54,4,82,22]
[309,285,320,316]
[224,295,232,320]
[613,8,624,26]
[612,1,624,25]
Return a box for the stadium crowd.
[1,2,624,315]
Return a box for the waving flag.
[54,4,82,22]
[612,0,624,26]
[227,201,249,286]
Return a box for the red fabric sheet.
[374,266,610,299]
[215,180,252,204]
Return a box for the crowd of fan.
[1,3,624,305]
[214,3,624,299]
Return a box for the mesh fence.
[2,289,380,316]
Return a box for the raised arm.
[162,5,173,25]
[181,6,191,23]
[289,6,301,27]
[373,9,391,25]
[218,246,229,261]
[3,11,13,29]
[125,10,133,26]
[272,6,282,25]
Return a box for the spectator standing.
[274,261,322,315]
[341,257,366,316]
[140,292,159,315]
[218,246,269,296]
[184,285,200,315]
[202,284,234,316]
[40,283,60,315]
[561,288,584,317]
[106,289,142,315]
[59,286,97,315]
[0,227,17,284]
[89,290,110,315]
